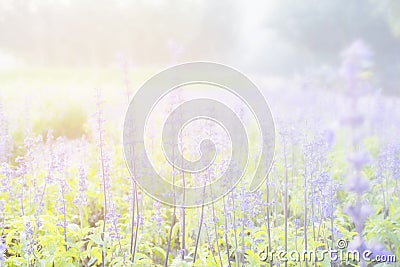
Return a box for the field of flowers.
[0,41,399,267]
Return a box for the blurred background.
[1,0,399,86]
[0,0,399,141]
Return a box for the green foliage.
[32,102,87,139]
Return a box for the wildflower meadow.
[1,1,400,267]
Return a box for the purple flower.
[348,237,394,262]
[378,142,400,181]
[73,166,88,207]
[106,201,122,240]
[345,204,372,234]
[348,236,368,254]
[22,222,34,255]
[0,98,10,163]
[324,129,335,148]
[340,40,373,96]
[0,163,13,193]
[321,202,336,219]
[348,152,370,171]
[0,238,6,263]
[368,242,394,259]
[293,218,300,229]
[151,201,163,233]
[346,175,370,194]
[341,114,365,127]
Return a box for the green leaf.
[6,229,18,245]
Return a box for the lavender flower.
[345,175,370,195]
[0,238,6,264]
[341,40,392,266]
[73,166,88,207]
[0,163,12,193]
[293,218,300,230]
[347,152,370,171]
[340,40,373,97]
[22,222,34,256]
[345,205,372,234]
[51,137,71,248]
[0,97,10,163]
[150,201,163,234]
[106,200,122,241]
